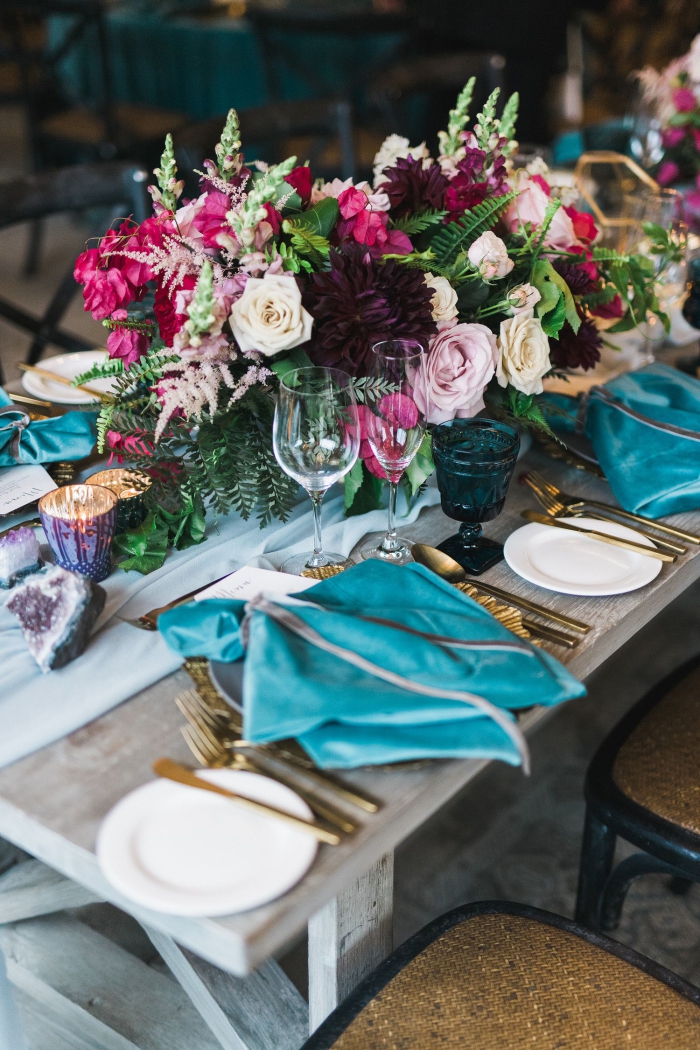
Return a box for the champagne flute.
[273,366,359,575]
[360,339,426,566]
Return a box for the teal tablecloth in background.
[51,10,406,120]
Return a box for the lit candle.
[86,469,152,531]
[38,485,118,583]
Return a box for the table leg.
[307,853,393,1034]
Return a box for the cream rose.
[424,272,458,321]
[496,309,551,396]
[230,272,313,357]
[467,231,514,280]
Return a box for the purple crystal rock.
[7,566,106,673]
[0,527,42,588]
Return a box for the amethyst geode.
[0,527,42,588]
[7,566,105,673]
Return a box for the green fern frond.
[429,193,516,268]
[73,359,124,386]
[392,209,447,235]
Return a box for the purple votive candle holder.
[39,485,118,583]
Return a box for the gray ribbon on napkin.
[243,595,531,773]
[0,406,31,463]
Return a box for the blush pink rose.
[544,205,579,250]
[504,170,548,233]
[413,320,497,424]
[192,190,234,249]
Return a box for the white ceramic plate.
[503,516,662,596]
[22,350,117,404]
[96,769,317,916]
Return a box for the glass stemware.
[432,418,520,575]
[360,339,426,566]
[273,366,359,575]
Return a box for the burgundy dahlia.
[378,156,449,218]
[549,318,602,371]
[303,243,437,376]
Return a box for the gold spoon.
[411,543,591,635]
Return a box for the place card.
[194,565,317,603]
[0,464,57,516]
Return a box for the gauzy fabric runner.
[0,486,440,769]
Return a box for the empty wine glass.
[273,366,359,574]
[360,339,425,566]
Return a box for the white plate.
[503,516,662,596]
[22,350,117,404]
[96,769,318,916]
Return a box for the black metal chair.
[369,50,506,146]
[576,653,700,933]
[3,1,188,274]
[303,901,700,1049]
[175,97,356,192]
[0,161,149,381]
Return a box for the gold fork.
[524,470,700,545]
[176,688,378,813]
[521,474,686,556]
[180,723,357,834]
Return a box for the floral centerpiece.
[73,81,667,571]
[638,34,700,211]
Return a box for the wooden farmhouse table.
[1,444,699,1050]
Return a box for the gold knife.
[521,511,676,563]
[18,362,110,403]
[152,758,341,845]
[463,581,590,634]
[583,499,700,545]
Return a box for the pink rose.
[413,320,497,424]
[504,170,548,233]
[663,127,686,148]
[82,267,132,320]
[106,324,150,367]
[544,205,579,250]
[658,160,681,186]
[673,87,697,113]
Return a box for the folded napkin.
[160,561,586,770]
[542,365,700,519]
[0,389,96,467]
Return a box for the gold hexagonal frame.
[574,151,659,251]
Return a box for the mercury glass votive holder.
[39,485,118,583]
[432,418,520,575]
[86,468,152,531]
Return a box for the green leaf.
[287,196,340,239]
[344,463,384,516]
[456,279,491,311]
[269,347,314,384]
[532,260,580,334]
[343,459,364,511]
[404,432,435,494]
[540,292,567,337]
[113,512,169,575]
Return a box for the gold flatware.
[177,686,378,813]
[521,510,676,562]
[521,473,686,555]
[7,392,52,410]
[0,517,42,540]
[152,757,341,845]
[18,363,110,403]
[412,543,591,634]
[127,572,234,630]
[178,718,357,834]
[523,470,700,546]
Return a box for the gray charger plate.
[209,660,244,714]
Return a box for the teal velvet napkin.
[160,561,585,770]
[0,388,96,467]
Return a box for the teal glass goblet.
[432,418,520,575]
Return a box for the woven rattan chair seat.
[330,913,700,1049]
[612,663,700,836]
